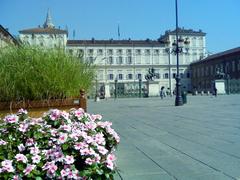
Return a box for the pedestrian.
[160,86,164,99]
[214,87,217,97]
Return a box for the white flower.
[18,144,25,152]
[15,154,28,163]
[0,139,7,145]
[64,155,75,164]
[3,114,18,124]
[57,133,68,144]
[32,155,41,164]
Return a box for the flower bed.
[0,108,120,179]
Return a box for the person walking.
[214,87,217,97]
[160,86,165,99]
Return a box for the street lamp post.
[165,48,172,96]
[172,0,190,106]
[174,0,182,106]
[114,78,118,99]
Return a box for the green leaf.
[17,163,25,171]
[96,169,104,175]
[62,144,69,150]
[35,177,42,180]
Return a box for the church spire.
[43,9,54,28]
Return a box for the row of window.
[23,34,64,40]
[75,49,165,56]
[193,60,240,78]
[99,72,189,80]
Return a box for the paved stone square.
[88,95,240,180]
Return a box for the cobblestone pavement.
[88,95,240,180]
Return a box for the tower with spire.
[19,9,68,48]
[43,9,54,28]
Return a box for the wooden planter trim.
[0,90,87,112]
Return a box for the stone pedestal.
[105,83,111,98]
[148,82,159,96]
[215,80,226,94]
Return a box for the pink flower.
[58,133,68,144]
[29,146,40,155]
[107,127,120,143]
[30,118,43,125]
[85,158,94,165]
[80,148,90,156]
[23,164,36,175]
[0,139,7,145]
[106,160,114,170]
[74,108,85,118]
[3,114,18,124]
[80,147,96,156]
[60,169,68,177]
[49,109,61,121]
[48,163,58,174]
[91,114,102,121]
[17,108,28,115]
[97,121,112,128]
[85,121,97,130]
[18,144,25,152]
[60,111,70,121]
[97,145,108,155]
[105,154,116,170]
[26,138,34,146]
[60,125,71,132]
[43,161,57,174]
[107,153,116,162]
[84,136,94,144]
[69,132,79,141]
[13,175,20,180]
[1,160,14,172]
[50,129,58,137]
[64,155,75,164]
[32,155,41,164]
[18,123,29,133]
[93,153,101,163]
[2,160,12,167]
[74,142,88,150]
[94,133,105,145]
[53,151,64,162]
[15,154,28,163]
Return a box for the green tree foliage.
[0,45,95,102]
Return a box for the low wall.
[0,90,87,112]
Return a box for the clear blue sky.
[1,0,240,53]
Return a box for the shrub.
[0,108,120,179]
[0,46,95,102]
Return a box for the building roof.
[67,39,164,47]
[159,28,206,42]
[166,28,206,36]
[191,47,240,65]
[19,27,67,34]
[0,24,18,45]
[19,10,67,35]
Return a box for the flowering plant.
[0,108,120,179]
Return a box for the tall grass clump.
[0,45,95,102]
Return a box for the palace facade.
[19,10,207,97]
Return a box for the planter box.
[0,98,78,110]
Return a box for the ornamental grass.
[0,45,95,102]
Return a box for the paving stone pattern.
[88,95,240,180]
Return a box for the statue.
[215,67,225,79]
[145,67,157,81]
